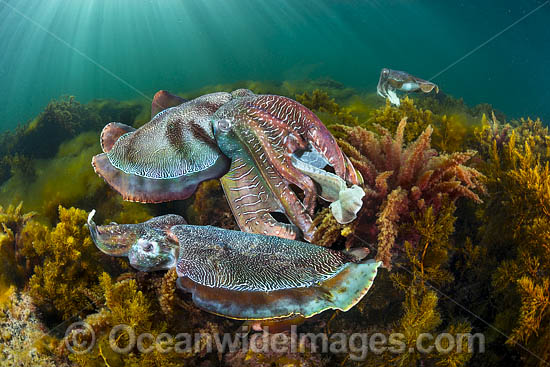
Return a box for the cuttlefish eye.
[139,239,155,253]
[217,118,232,132]
[382,68,390,76]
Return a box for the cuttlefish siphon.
[88,211,381,327]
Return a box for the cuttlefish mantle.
[377,68,439,106]
[87,211,381,323]
[92,91,233,203]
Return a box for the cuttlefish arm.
[244,95,359,185]
[220,156,300,240]
[245,116,318,216]
[291,155,365,224]
[386,90,401,107]
[87,210,185,256]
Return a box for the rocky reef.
[0,79,548,366]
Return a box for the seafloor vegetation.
[0,79,548,366]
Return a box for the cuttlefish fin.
[176,259,381,321]
[220,157,299,240]
[100,122,136,153]
[418,82,439,94]
[92,153,216,203]
[151,90,187,118]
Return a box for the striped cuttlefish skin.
[92,91,233,204]
[87,211,381,323]
[213,94,361,242]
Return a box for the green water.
[0,0,549,129]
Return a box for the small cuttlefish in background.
[377,68,439,107]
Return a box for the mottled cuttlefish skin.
[377,68,439,106]
[171,225,381,321]
[212,94,360,242]
[87,210,185,271]
[87,211,381,322]
[92,91,234,203]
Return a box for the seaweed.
[186,179,237,229]
[0,96,146,186]
[0,96,101,160]
[0,202,36,286]
[368,97,435,143]
[326,201,476,367]
[0,131,153,224]
[296,89,359,127]
[326,118,485,269]
[0,290,65,366]
[478,131,550,364]
[66,272,225,367]
[86,99,145,129]
[25,206,118,321]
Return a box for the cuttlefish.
[92,90,237,203]
[88,211,381,327]
[93,89,365,242]
[377,68,439,106]
[212,94,361,242]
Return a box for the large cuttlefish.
[377,68,439,106]
[88,211,381,328]
[212,94,363,241]
[92,90,365,241]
